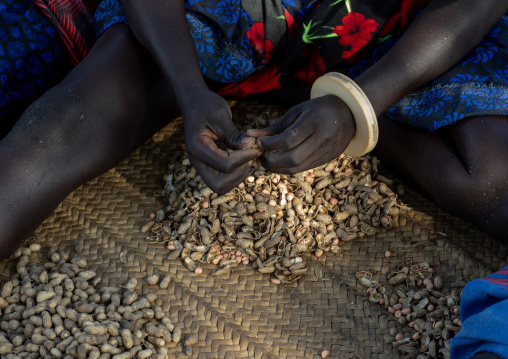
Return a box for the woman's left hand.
[247,95,355,174]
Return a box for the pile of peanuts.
[358,260,461,359]
[143,115,408,284]
[0,243,197,358]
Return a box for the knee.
[436,165,508,239]
[12,83,142,158]
[438,164,506,211]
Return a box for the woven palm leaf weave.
[0,101,506,359]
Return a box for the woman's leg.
[374,115,508,239]
[0,24,178,259]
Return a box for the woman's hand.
[182,89,261,194]
[247,95,355,174]
[123,1,261,194]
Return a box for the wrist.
[311,73,378,157]
[176,81,210,112]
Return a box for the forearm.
[355,0,508,117]
[122,0,206,108]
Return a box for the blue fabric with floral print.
[0,0,67,126]
[348,12,508,131]
[75,1,508,130]
[91,0,259,83]
[90,0,325,83]
[94,0,128,36]
[185,10,256,82]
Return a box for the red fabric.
[218,66,282,97]
[246,22,274,64]
[82,0,100,13]
[295,47,326,84]
[378,0,431,36]
[34,0,100,66]
[483,278,508,286]
[284,9,298,38]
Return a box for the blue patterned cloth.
[5,0,508,133]
[349,12,508,130]
[0,0,67,125]
[185,10,257,82]
[97,1,508,131]
[94,0,128,37]
[450,266,508,359]
[89,0,270,82]
[0,0,126,127]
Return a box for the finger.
[260,136,330,173]
[210,114,256,150]
[192,158,253,195]
[245,128,276,138]
[223,128,257,150]
[257,114,312,153]
[200,102,256,150]
[246,107,302,138]
[190,133,261,173]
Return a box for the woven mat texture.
[2,101,507,359]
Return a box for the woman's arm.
[253,0,508,174]
[122,0,204,108]
[122,0,261,194]
[356,0,508,116]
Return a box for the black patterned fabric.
[0,0,70,128]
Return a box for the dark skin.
[0,26,177,259]
[250,0,508,238]
[0,0,507,262]
[251,0,508,170]
[122,0,262,193]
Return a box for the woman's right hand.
[182,88,261,194]
[122,1,261,193]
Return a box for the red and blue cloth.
[0,0,125,128]
[3,0,508,133]
[0,0,68,126]
[184,0,508,131]
[451,267,508,359]
[31,0,126,65]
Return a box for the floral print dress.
[186,0,405,89]
[4,0,508,132]
[182,0,508,131]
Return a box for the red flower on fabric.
[295,47,326,84]
[246,22,274,64]
[333,12,378,60]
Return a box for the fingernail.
[242,137,254,146]
[249,160,255,166]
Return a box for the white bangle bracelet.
[310,72,378,157]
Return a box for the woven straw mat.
[1,101,506,359]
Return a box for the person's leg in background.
[0,24,178,259]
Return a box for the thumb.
[246,106,302,138]
[224,127,257,150]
